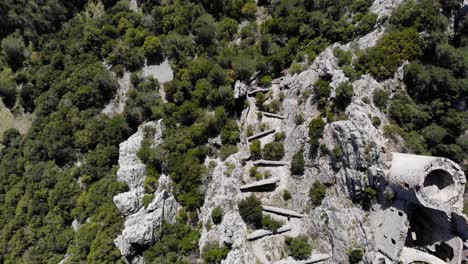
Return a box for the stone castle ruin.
[372,153,467,264]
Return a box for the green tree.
[193,14,216,47]
[238,194,263,228]
[0,78,16,108]
[262,141,284,161]
[372,89,389,110]
[249,140,262,160]
[143,36,163,64]
[202,242,230,264]
[308,117,326,154]
[335,81,353,110]
[1,35,26,71]
[217,17,238,41]
[291,149,305,175]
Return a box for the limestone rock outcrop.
[113,121,180,263]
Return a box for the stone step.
[247,129,276,141]
[263,205,307,218]
[260,111,286,119]
[247,225,291,241]
[248,87,270,96]
[253,160,290,166]
[240,178,280,192]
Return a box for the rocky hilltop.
[112,0,468,263]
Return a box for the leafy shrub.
[371,116,381,127]
[217,17,239,41]
[259,75,273,86]
[274,132,286,142]
[193,14,216,47]
[335,82,353,110]
[290,63,304,74]
[332,145,343,160]
[372,89,389,110]
[291,149,305,175]
[143,36,162,63]
[265,99,281,113]
[308,117,326,154]
[333,47,352,66]
[238,194,263,229]
[309,182,327,206]
[143,194,155,208]
[0,79,17,108]
[249,140,262,160]
[221,120,240,144]
[202,242,230,264]
[219,144,238,161]
[355,29,423,80]
[314,78,331,106]
[262,215,283,232]
[285,236,312,260]
[143,221,200,262]
[1,35,26,71]
[144,175,159,193]
[211,207,224,225]
[283,190,292,201]
[262,141,284,161]
[348,247,364,264]
[295,113,304,125]
[361,187,377,210]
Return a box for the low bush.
[285,236,312,260]
[238,194,263,229]
[309,182,327,206]
[211,207,224,225]
[262,141,284,161]
[202,242,230,264]
[143,194,155,208]
[348,247,364,264]
[262,215,283,232]
[249,140,262,160]
[291,149,305,175]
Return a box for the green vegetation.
[372,89,389,110]
[238,195,263,229]
[143,220,200,263]
[211,207,224,225]
[262,141,285,161]
[291,149,305,175]
[249,139,262,160]
[219,144,238,161]
[348,247,365,264]
[308,117,326,155]
[285,236,312,260]
[283,190,292,201]
[335,82,354,110]
[0,0,465,262]
[309,182,327,206]
[202,242,230,264]
[361,187,377,210]
[332,145,344,160]
[262,215,283,232]
[355,29,423,80]
[143,194,155,208]
[314,78,331,107]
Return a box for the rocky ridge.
[112,0,425,263]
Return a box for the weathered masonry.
[372,153,467,264]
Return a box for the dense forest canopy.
[0,0,466,263]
